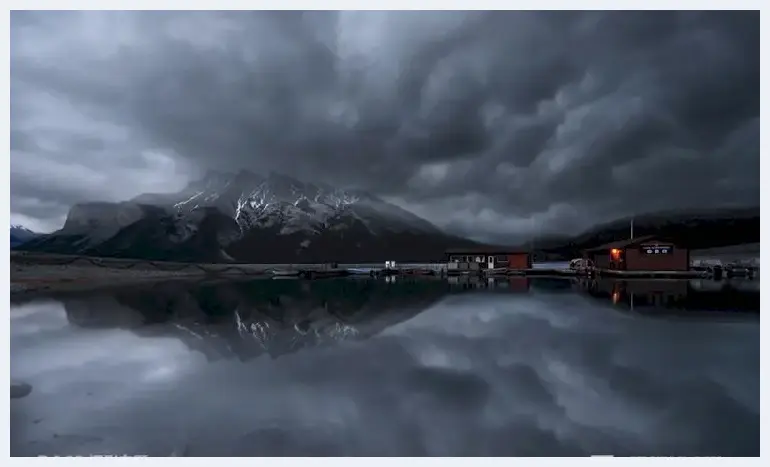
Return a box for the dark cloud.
[11,11,759,241]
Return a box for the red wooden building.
[584,235,690,272]
[445,248,532,270]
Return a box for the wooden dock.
[448,267,579,277]
[448,267,710,279]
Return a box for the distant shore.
[10,252,272,297]
[691,243,760,261]
[9,252,395,297]
[10,244,760,298]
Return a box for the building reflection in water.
[573,277,759,315]
[446,275,531,292]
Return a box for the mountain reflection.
[63,279,450,361]
[11,276,759,456]
[51,275,761,365]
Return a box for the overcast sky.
[10,11,759,243]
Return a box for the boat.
[270,269,300,277]
[346,268,374,275]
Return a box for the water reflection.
[446,276,532,292]
[11,277,759,457]
[62,279,449,361]
[573,278,760,316]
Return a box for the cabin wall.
[446,252,531,269]
[507,254,531,269]
[591,253,611,269]
[625,247,689,271]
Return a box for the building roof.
[445,247,530,255]
[584,235,679,253]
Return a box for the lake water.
[10,277,759,457]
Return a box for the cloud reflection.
[10,278,759,456]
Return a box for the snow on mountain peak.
[11,224,33,233]
[135,169,441,237]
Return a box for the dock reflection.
[573,278,759,316]
[446,275,531,292]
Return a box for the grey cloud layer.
[11,11,759,240]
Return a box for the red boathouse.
[584,236,690,272]
[445,248,532,270]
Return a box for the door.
[609,249,626,270]
[488,256,495,270]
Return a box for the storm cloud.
[10,11,759,242]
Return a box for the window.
[639,244,673,255]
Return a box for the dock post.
[712,265,723,281]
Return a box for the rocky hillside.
[19,170,481,263]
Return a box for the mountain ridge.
[16,169,759,262]
[19,170,482,262]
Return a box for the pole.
[630,217,634,240]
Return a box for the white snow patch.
[133,170,440,240]
[174,191,204,209]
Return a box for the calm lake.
[10,277,759,457]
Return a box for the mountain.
[10,225,40,248]
[19,170,481,263]
[529,206,760,260]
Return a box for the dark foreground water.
[10,277,759,457]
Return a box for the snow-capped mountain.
[134,170,441,237]
[10,225,40,248]
[20,170,481,262]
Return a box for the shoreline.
[10,255,271,298]
[10,251,754,299]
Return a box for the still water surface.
[10,277,759,456]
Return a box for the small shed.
[584,236,689,272]
[445,248,532,270]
